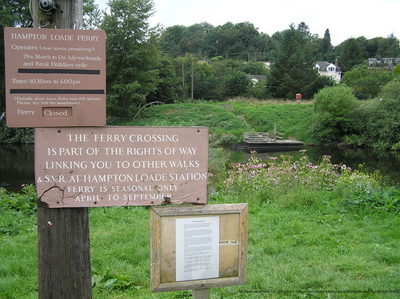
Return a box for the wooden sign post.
[27,1,93,298]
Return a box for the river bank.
[1,142,399,192]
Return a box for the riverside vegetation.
[1,100,400,298]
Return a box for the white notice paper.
[175,217,219,281]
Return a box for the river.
[0,144,399,192]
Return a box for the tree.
[267,23,318,99]
[320,29,332,55]
[380,79,400,101]
[337,38,365,73]
[83,0,102,30]
[319,28,336,61]
[240,61,268,75]
[224,71,252,98]
[375,34,400,57]
[159,25,186,57]
[147,57,180,104]
[101,0,161,118]
[341,65,392,99]
[193,61,218,101]
[394,64,400,77]
[1,0,32,112]
[313,86,359,143]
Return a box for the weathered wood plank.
[193,289,210,299]
[37,200,91,299]
[34,1,91,298]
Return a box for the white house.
[315,61,342,83]
[250,74,267,84]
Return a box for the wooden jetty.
[235,127,304,152]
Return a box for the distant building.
[262,61,271,69]
[315,61,342,83]
[382,58,400,66]
[250,75,267,84]
[368,57,400,67]
[368,58,382,67]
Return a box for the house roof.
[316,61,341,72]
[316,61,331,71]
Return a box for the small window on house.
[328,67,335,72]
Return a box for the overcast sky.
[96,0,399,46]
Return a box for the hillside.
[126,100,316,146]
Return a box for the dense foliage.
[352,98,400,149]
[0,125,33,143]
[379,78,400,100]
[313,86,359,143]
[0,0,31,113]
[312,83,400,149]
[341,65,392,99]
[266,23,319,99]
[217,151,400,212]
[159,21,400,64]
[101,0,161,118]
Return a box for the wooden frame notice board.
[150,204,248,292]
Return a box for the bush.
[379,79,400,100]
[215,151,400,212]
[0,125,34,144]
[313,86,359,143]
[0,184,37,236]
[0,184,37,215]
[224,71,253,98]
[341,65,392,99]
[353,98,400,149]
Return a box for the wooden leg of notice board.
[37,200,92,299]
[193,289,210,299]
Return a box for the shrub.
[341,65,392,99]
[92,267,133,290]
[224,71,252,98]
[354,98,400,149]
[379,79,400,100]
[0,184,37,236]
[313,86,359,143]
[0,184,37,215]
[0,125,34,144]
[216,150,400,212]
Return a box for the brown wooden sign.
[4,27,106,127]
[35,127,208,208]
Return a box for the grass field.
[1,151,400,298]
[1,101,399,298]
[2,204,399,298]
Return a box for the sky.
[96,0,399,46]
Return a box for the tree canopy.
[267,23,319,99]
[2,0,400,119]
[101,0,161,118]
